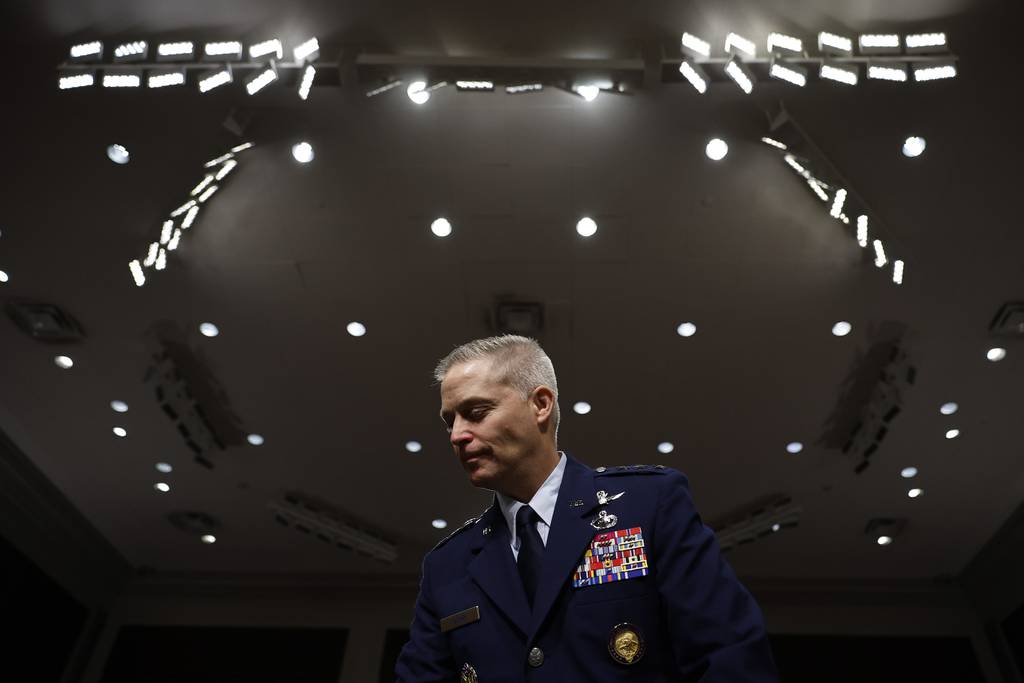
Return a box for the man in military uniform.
[395,335,779,682]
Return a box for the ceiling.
[0,0,1021,582]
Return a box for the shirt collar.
[497,452,567,541]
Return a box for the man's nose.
[450,418,473,447]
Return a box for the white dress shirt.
[496,452,567,562]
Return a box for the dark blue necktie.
[515,505,545,607]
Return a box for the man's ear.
[531,385,555,425]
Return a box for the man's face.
[439,358,545,492]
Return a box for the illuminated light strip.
[129,260,146,286]
[366,80,402,97]
[114,41,147,59]
[913,64,957,81]
[198,68,232,93]
[143,242,160,267]
[905,33,946,49]
[59,73,95,89]
[249,39,283,60]
[204,41,242,57]
[505,83,543,94]
[857,216,869,247]
[70,41,102,58]
[818,32,853,55]
[724,58,754,94]
[167,229,182,251]
[246,66,278,95]
[455,80,494,90]
[155,248,167,271]
[784,154,809,177]
[204,153,233,168]
[191,175,215,196]
[769,61,807,87]
[725,32,756,57]
[761,137,787,150]
[767,32,802,54]
[159,220,174,245]
[215,159,238,180]
[830,188,847,218]
[681,32,711,58]
[893,260,904,285]
[171,200,197,217]
[820,62,859,85]
[873,239,887,267]
[298,65,316,100]
[103,74,141,88]
[157,41,195,57]
[181,205,200,229]
[197,185,219,203]
[859,34,900,49]
[808,179,829,201]
[230,142,254,153]
[148,71,186,88]
[679,60,708,94]
[867,64,908,82]
[294,37,320,62]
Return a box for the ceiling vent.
[5,300,85,342]
[989,302,1024,337]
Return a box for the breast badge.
[608,623,645,665]
[460,662,478,682]
[572,527,649,588]
[590,509,618,530]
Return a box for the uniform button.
[528,647,544,667]
[596,466,606,473]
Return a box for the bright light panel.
[231,142,254,153]
[70,41,103,59]
[294,38,320,62]
[114,41,147,60]
[724,58,754,94]
[873,239,887,267]
[204,153,233,168]
[807,179,829,201]
[818,32,853,55]
[767,32,802,53]
[167,228,182,251]
[769,61,807,87]
[455,80,494,90]
[249,39,283,60]
[204,41,242,58]
[821,62,858,85]
[160,220,174,245]
[830,188,847,218]
[859,34,900,51]
[129,260,146,286]
[197,185,219,203]
[170,200,197,217]
[867,64,909,82]
[59,72,95,89]
[198,67,232,93]
[143,242,159,267]
[102,73,141,88]
[147,70,185,88]
[191,175,215,197]
[246,66,278,95]
[181,205,200,229]
[905,32,947,50]
[679,60,708,94]
[761,137,787,150]
[857,215,869,247]
[893,259,904,285]
[681,32,711,58]
[155,247,167,271]
[215,159,237,181]
[725,32,756,57]
[913,63,957,81]
[298,65,316,100]
[157,41,194,58]
[506,83,543,94]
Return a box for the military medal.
[608,623,645,665]
[590,509,618,529]
[572,527,649,588]
[596,489,624,505]
[460,662,478,682]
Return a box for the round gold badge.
[608,622,645,665]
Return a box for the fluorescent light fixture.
[807,179,829,201]
[724,57,754,94]
[761,137,787,150]
[294,37,320,63]
[574,84,600,101]
[245,64,278,95]
[181,205,200,229]
[681,32,711,58]
[191,175,215,196]
[767,32,802,54]
[867,63,909,82]
[859,34,901,54]
[298,64,316,100]
[167,228,182,251]
[821,61,859,85]
[198,66,232,93]
[203,41,243,60]
[214,159,237,180]
[784,154,809,177]
[505,83,543,94]
[204,153,233,168]
[873,239,887,267]
[830,188,847,218]
[679,59,709,94]
[230,142,254,153]
[455,80,495,91]
[156,41,195,60]
[407,80,429,104]
[160,220,174,245]
[769,59,807,87]
[905,32,947,53]
[818,31,853,55]
[366,80,403,97]
[893,259,904,285]
[913,61,957,82]
[147,68,186,89]
[129,260,146,286]
[70,41,103,61]
[143,242,159,267]
[170,200,197,217]
[725,32,756,58]
[102,70,142,88]
[857,215,869,247]
[113,41,148,62]
[58,70,95,90]
[197,185,219,203]
[249,39,283,60]
[155,247,167,271]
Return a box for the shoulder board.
[594,464,670,475]
[430,515,482,552]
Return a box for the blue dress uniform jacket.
[395,454,779,682]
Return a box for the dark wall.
[1003,601,1024,678]
[0,532,90,683]
[100,625,349,683]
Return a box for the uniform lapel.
[467,501,532,638]
[528,456,597,639]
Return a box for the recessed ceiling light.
[676,322,697,337]
[939,402,958,415]
[986,347,1007,362]
[432,519,448,529]
[111,400,129,413]
[112,427,127,438]
[107,144,130,164]
[406,441,423,453]
[900,466,918,478]
[292,141,314,163]
[407,81,429,104]
[201,534,217,544]
[247,433,265,446]
[154,482,170,493]
[786,442,803,454]
[657,442,674,454]
[199,322,219,337]
[573,401,592,415]
[771,523,781,532]
[908,488,923,498]
[902,136,926,158]
[575,84,600,101]
[576,217,597,237]
[431,218,452,237]
[945,428,960,439]
[705,138,728,161]
[832,321,852,337]
[347,321,367,337]
[54,355,74,369]
[0,270,8,283]
[156,462,173,473]
[877,535,893,546]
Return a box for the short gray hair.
[433,335,560,442]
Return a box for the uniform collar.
[496,451,567,542]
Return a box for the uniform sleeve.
[653,470,780,682]
[394,553,457,683]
